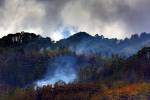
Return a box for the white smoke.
[36,56,77,86]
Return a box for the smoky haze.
[0,0,150,40]
[36,56,78,86]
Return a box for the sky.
[0,0,150,41]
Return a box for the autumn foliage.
[0,32,150,100]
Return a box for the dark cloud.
[0,0,4,7]
[36,0,70,34]
[61,0,150,38]
[0,0,150,40]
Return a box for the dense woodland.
[0,32,150,100]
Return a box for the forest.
[0,32,150,100]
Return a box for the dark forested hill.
[0,31,149,87]
[56,32,150,56]
[0,31,150,56]
[0,32,150,100]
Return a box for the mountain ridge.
[56,32,150,56]
[0,31,150,56]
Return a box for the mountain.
[0,31,150,56]
[56,32,117,56]
[56,32,150,56]
[0,32,150,100]
[0,31,149,87]
[56,32,93,48]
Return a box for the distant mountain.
[0,31,149,87]
[0,31,55,53]
[56,32,116,56]
[0,31,150,56]
[56,32,150,56]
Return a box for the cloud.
[0,0,45,36]
[0,0,150,40]
[61,0,150,39]
[0,0,4,7]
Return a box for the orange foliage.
[105,83,150,96]
[2,82,150,100]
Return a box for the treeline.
[0,31,54,47]
[0,32,149,99]
[0,47,149,100]
[0,45,73,87]
[0,32,149,87]
[1,82,150,100]
[0,32,74,87]
[78,47,150,84]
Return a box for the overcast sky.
[0,0,150,41]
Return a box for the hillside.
[56,32,150,56]
[0,32,149,100]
